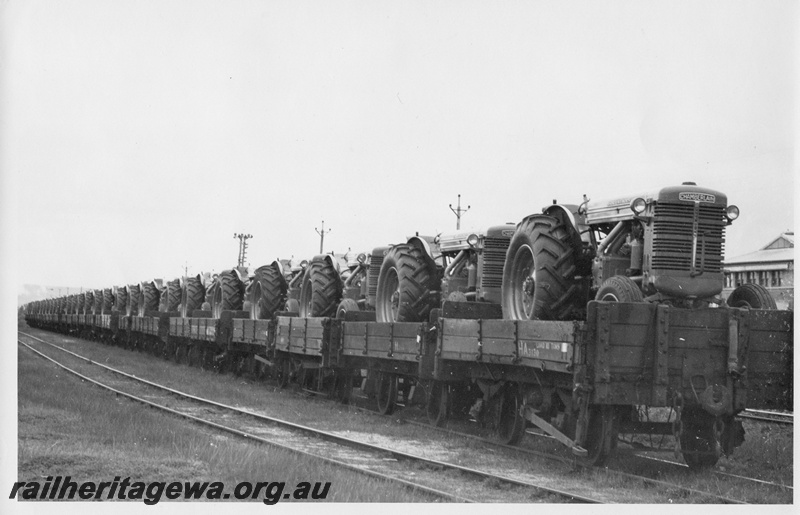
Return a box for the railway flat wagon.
[425,301,792,467]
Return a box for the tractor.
[500,181,770,321]
[373,225,516,323]
[274,250,387,319]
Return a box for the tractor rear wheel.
[501,215,581,320]
[114,288,127,313]
[212,270,245,318]
[727,283,777,309]
[126,286,140,317]
[139,282,161,316]
[249,263,288,320]
[161,279,181,312]
[376,244,438,323]
[298,257,342,318]
[180,275,206,318]
[102,289,115,314]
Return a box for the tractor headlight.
[357,253,367,264]
[726,205,740,221]
[467,233,479,247]
[630,197,647,215]
[300,259,309,268]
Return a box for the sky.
[2,0,796,297]
[0,2,796,512]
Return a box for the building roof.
[724,231,794,266]
[762,231,794,250]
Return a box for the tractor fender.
[268,260,289,287]
[309,254,341,274]
[406,236,438,263]
[232,267,249,283]
[543,204,585,234]
[181,273,203,287]
[543,204,592,250]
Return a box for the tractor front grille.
[367,253,384,301]
[481,236,510,290]
[652,202,726,273]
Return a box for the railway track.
[19,327,791,503]
[18,330,606,504]
[347,396,772,504]
[739,409,793,425]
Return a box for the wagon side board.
[338,320,427,375]
[585,301,793,411]
[435,318,577,382]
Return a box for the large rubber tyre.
[298,257,343,318]
[375,244,439,323]
[93,290,103,314]
[180,276,205,318]
[501,215,581,320]
[248,263,288,320]
[336,298,360,319]
[595,276,644,303]
[126,286,140,317]
[113,288,127,313]
[727,283,777,310]
[212,270,245,318]
[138,282,161,316]
[84,291,94,314]
[102,289,115,314]
[160,279,181,312]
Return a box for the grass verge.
[17,346,432,503]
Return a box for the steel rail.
[18,339,469,503]
[738,411,793,425]
[19,331,604,504]
[631,454,793,491]
[349,397,750,504]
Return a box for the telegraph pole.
[449,194,470,230]
[233,233,253,267]
[315,221,330,254]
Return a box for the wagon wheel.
[175,343,188,365]
[582,405,620,467]
[494,385,526,445]
[398,377,413,405]
[187,345,200,368]
[163,339,174,359]
[231,354,246,377]
[376,372,397,415]
[277,358,291,388]
[680,408,721,470]
[334,372,353,404]
[426,381,449,427]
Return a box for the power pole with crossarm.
[233,233,253,267]
[449,194,470,230]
